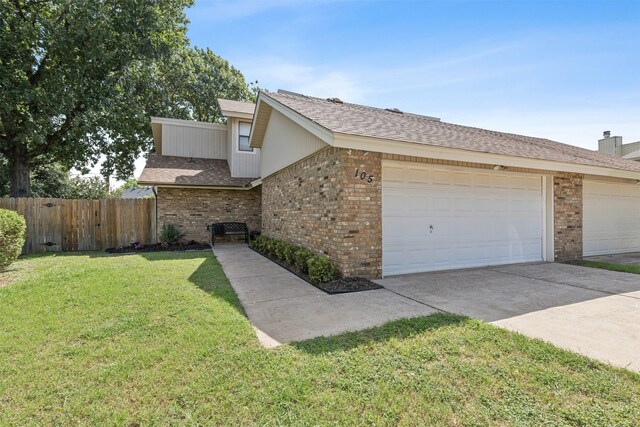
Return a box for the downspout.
[152,186,158,242]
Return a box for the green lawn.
[1,252,638,426]
[569,259,640,275]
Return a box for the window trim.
[237,121,254,153]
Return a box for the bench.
[207,222,249,246]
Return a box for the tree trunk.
[8,154,31,198]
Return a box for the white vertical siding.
[261,109,328,178]
[228,117,261,178]
[161,123,228,159]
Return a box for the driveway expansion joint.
[487,267,640,301]
[380,286,447,314]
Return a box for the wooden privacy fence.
[0,198,156,254]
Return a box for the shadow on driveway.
[376,262,640,372]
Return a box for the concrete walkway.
[212,244,436,347]
[213,245,640,372]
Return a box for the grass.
[1,252,639,426]
[569,259,640,275]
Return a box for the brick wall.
[553,173,583,261]
[263,149,589,275]
[262,147,382,278]
[156,187,261,243]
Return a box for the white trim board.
[151,117,227,131]
[335,134,640,180]
[251,94,334,146]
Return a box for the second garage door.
[583,180,640,256]
[382,161,544,276]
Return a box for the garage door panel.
[584,181,640,256]
[382,162,544,275]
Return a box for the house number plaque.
[354,168,375,184]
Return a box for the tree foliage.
[0,0,255,198]
[150,46,258,123]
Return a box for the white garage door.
[583,180,640,256]
[382,162,544,276]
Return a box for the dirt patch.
[106,241,211,253]
[315,277,382,294]
[249,247,382,294]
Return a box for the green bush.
[282,244,299,265]
[0,209,27,270]
[159,223,184,244]
[263,237,276,257]
[252,235,267,251]
[307,255,339,284]
[294,248,314,274]
[273,240,288,260]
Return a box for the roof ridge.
[262,90,640,174]
[270,90,440,121]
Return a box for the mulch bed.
[249,246,382,294]
[106,241,211,253]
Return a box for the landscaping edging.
[249,246,382,294]
[106,242,211,253]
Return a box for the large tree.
[0,0,196,197]
[150,46,258,123]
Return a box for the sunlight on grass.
[1,252,638,425]
[569,259,640,275]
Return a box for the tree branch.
[28,54,48,86]
[11,0,25,20]
[28,101,85,158]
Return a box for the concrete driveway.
[376,263,640,372]
[214,245,640,372]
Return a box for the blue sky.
[186,0,639,149]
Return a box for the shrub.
[294,248,314,274]
[252,235,267,251]
[263,237,276,257]
[283,244,299,265]
[307,255,339,284]
[249,230,261,241]
[159,223,184,244]
[273,240,288,260]
[0,209,27,270]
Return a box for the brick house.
[141,91,640,279]
[139,100,262,243]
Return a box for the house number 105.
[354,168,375,183]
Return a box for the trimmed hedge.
[307,255,339,284]
[0,209,27,270]
[251,236,340,284]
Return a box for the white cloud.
[240,57,368,102]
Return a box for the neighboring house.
[140,90,640,279]
[250,90,640,278]
[138,99,262,243]
[120,187,154,199]
[597,131,640,161]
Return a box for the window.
[238,122,253,152]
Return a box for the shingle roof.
[121,187,154,199]
[217,99,255,115]
[264,91,640,173]
[138,156,256,187]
